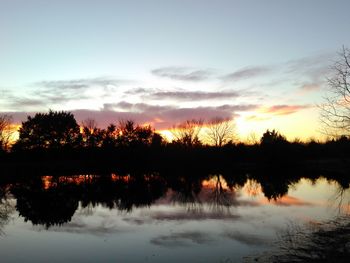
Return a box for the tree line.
[0,108,349,179]
[0,109,349,164]
[0,110,239,152]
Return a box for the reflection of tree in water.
[0,186,16,235]
[113,174,167,212]
[79,173,167,212]
[328,178,350,214]
[168,176,203,211]
[11,178,79,228]
[256,171,298,200]
[10,174,168,227]
[243,178,262,197]
[206,175,239,212]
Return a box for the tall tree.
[205,117,236,146]
[260,129,287,145]
[0,114,13,152]
[170,119,203,146]
[81,119,104,147]
[320,46,350,137]
[116,120,160,147]
[15,110,80,150]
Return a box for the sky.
[1,0,350,140]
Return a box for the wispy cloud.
[148,90,239,101]
[151,67,213,81]
[285,52,332,77]
[99,101,258,129]
[35,77,128,91]
[124,87,148,95]
[222,66,272,82]
[0,89,48,110]
[262,104,311,116]
[284,52,333,92]
[0,77,130,111]
[298,83,321,94]
[34,77,128,103]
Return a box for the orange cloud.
[261,105,311,116]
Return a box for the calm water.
[0,173,349,263]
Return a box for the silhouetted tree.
[15,110,80,150]
[171,119,203,146]
[151,132,164,147]
[0,114,13,152]
[81,118,104,147]
[320,46,350,138]
[246,131,259,145]
[116,120,161,147]
[260,129,287,145]
[102,124,118,148]
[116,120,137,146]
[205,117,236,146]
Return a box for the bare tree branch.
[0,114,14,152]
[170,119,203,146]
[320,47,350,138]
[205,117,236,146]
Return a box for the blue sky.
[1,0,350,139]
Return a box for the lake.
[0,171,349,262]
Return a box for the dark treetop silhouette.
[14,110,80,150]
[0,110,348,178]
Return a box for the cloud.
[148,90,239,101]
[35,77,128,91]
[298,83,321,94]
[285,52,333,91]
[262,104,311,116]
[34,77,128,103]
[151,67,213,81]
[0,77,131,111]
[222,66,271,82]
[9,97,50,109]
[285,52,332,77]
[124,87,148,95]
[1,102,259,129]
[97,102,258,129]
[150,231,213,247]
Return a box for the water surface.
[0,172,349,262]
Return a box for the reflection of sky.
[0,177,348,262]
